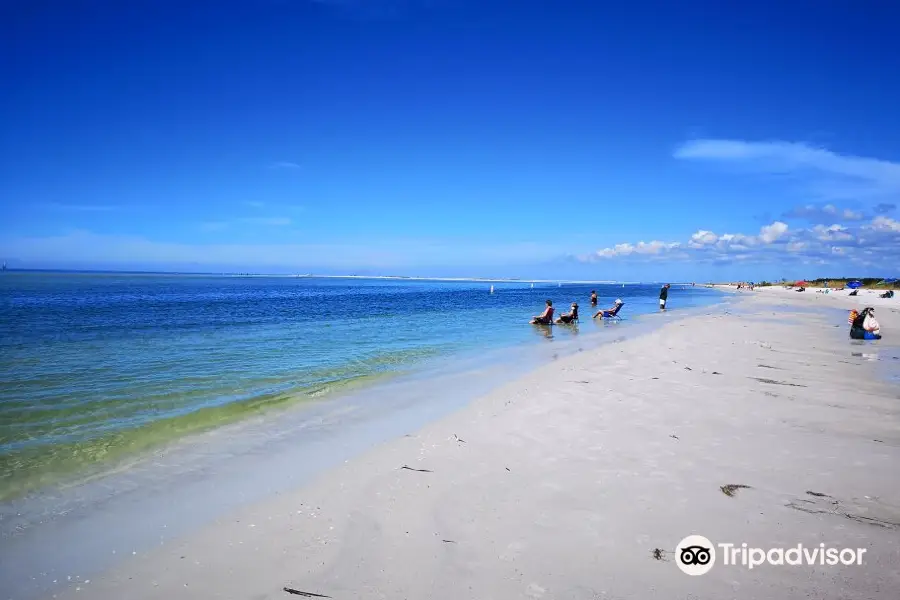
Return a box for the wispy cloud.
[200,216,292,231]
[43,203,121,212]
[244,201,266,208]
[874,203,896,214]
[269,161,301,170]
[783,203,864,223]
[674,139,900,201]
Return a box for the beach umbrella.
[847,280,863,289]
[794,280,807,287]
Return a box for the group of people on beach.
[529,284,671,325]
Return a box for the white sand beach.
[51,292,900,600]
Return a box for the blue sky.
[2,0,899,280]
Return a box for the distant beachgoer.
[594,298,624,319]
[590,290,598,306]
[659,283,670,310]
[849,307,881,340]
[531,299,554,325]
[556,302,579,324]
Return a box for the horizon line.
[0,267,693,285]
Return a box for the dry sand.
[52,293,900,600]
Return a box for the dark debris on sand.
[720,484,752,497]
[284,588,331,598]
[750,377,807,388]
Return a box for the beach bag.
[864,314,880,334]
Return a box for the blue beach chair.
[594,300,624,320]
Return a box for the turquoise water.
[0,273,722,499]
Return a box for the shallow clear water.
[0,273,722,499]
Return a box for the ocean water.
[0,273,722,500]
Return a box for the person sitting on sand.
[849,307,881,340]
[590,290,598,306]
[531,299,554,325]
[556,302,579,324]
[593,298,624,319]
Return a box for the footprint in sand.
[525,583,546,598]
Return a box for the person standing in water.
[659,283,670,310]
[590,290,598,306]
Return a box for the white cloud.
[577,215,900,268]
[718,233,757,246]
[689,230,718,247]
[835,207,864,220]
[590,240,680,259]
[674,139,900,200]
[759,221,788,243]
[811,224,854,242]
[870,216,900,232]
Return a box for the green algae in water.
[0,368,401,502]
[0,275,724,502]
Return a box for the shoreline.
[6,292,900,599]
[0,285,725,506]
[0,299,731,600]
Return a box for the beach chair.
[598,302,624,320]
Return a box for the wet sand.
[49,293,900,600]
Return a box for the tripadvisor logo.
[675,535,867,575]
[676,535,716,576]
